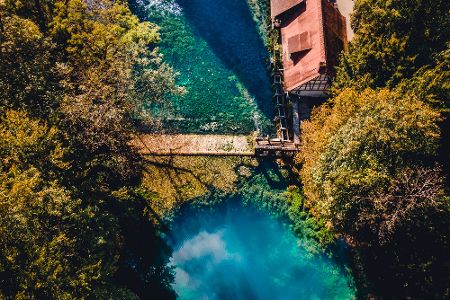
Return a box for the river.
[137,0,357,298]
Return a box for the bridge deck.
[254,139,298,157]
[133,134,299,157]
[133,134,254,156]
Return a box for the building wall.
[324,0,348,76]
[335,0,354,40]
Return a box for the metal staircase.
[271,46,290,142]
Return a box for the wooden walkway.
[254,138,298,156]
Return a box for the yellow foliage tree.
[298,88,441,233]
[0,110,128,298]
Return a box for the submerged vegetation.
[141,0,274,134]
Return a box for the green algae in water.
[146,0,274,134]
[136,2,356,297]
[143,155,357,298]
[168,200,356,299]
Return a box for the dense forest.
[0,0,181,297]
[0,0,449,299]
[298,0,450,297]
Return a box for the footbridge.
[133,134,296,157]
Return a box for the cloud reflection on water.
[168,204,355,300]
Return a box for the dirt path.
[133,134,254,156]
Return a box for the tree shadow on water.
[176,0,273,119]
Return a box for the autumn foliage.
[298,0,450,296]
[0,0,179,298]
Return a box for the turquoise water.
[146,0,273,134]
[168,200,356,299]
[136,1,357,298]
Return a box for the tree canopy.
[0,110,126,298]
[0,0,179,298]
[298,87,450,298]
[299,88,442,240]
[298,0,450,297]
[334,0,450,91]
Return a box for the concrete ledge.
[133,134,254,156]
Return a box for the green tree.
[334,0,450,90]
[0,110,129,298]
[0,13,57,117]
[50,0,182,153]
[0,0,56,35]
[299,88,441,238]
[298,88,450,297]
[397,45,450,112]
[1,0,182,157]
[49,0,183,192]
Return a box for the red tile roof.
[276,0,347,92]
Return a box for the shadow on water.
[175,0,273,119]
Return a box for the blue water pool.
[168,201,356,299]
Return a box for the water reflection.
[168,201,355,299]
